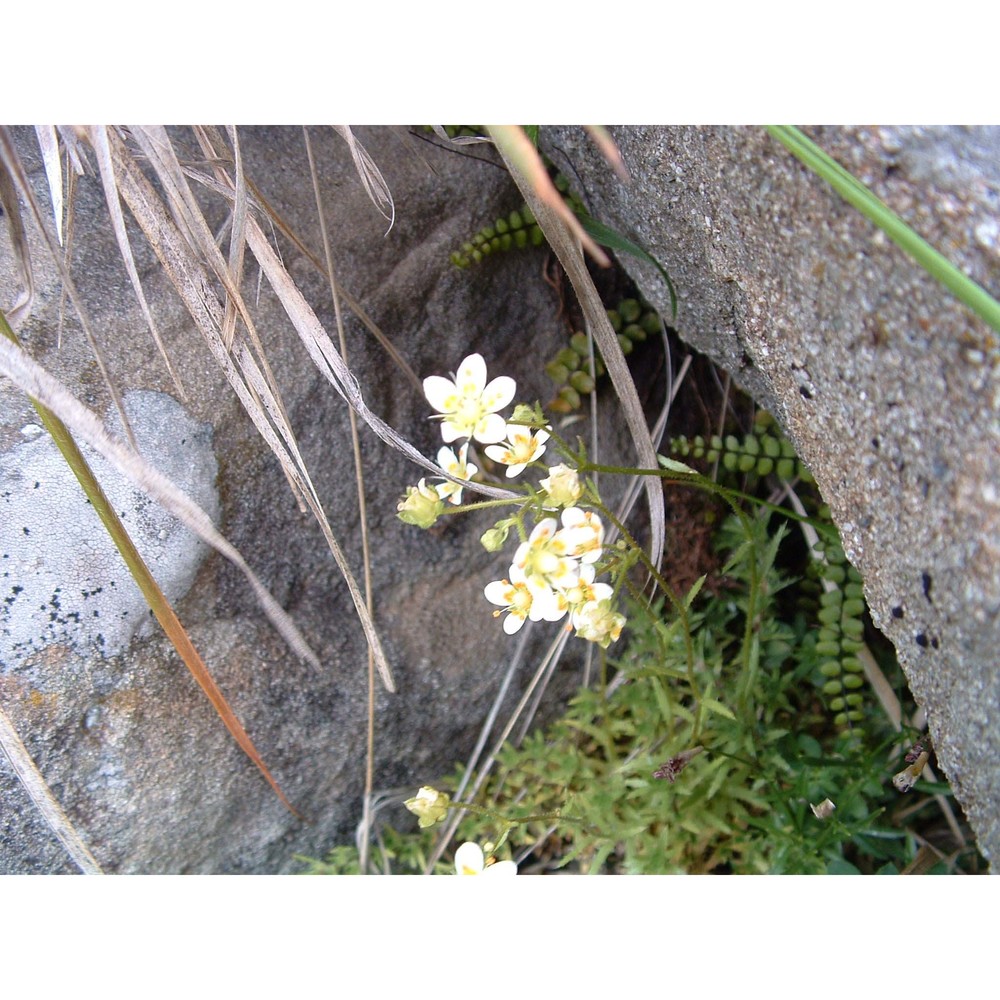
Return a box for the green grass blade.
[580,214,678,320]
[766,125,1000,335]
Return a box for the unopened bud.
[397,479,445,529]
[539,464,583,508]
[404,786,451,828]
[481,524,510,552]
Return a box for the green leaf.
[826,858,862,875]
[579,215,678,319]
[683,574,708,609]
[702,697,737,721]
[657,455,698,475]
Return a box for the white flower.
[435,443,478,505]
[423,353,516,444]
[484,425,550,478]
[572,597,626,649]
[561,564,614,620]
[485,564,564,634]
[455,842,517,876]
[559,507,605,564]
[540,464,583,508]
[511,517,580,593]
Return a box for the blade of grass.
[0,145,35,327]
[332,125,395,234]
[0,310,302,816]
[0,325,320,670]
[105,127,398,689]
[0,701,104,874]
[767,125,1000,336]
[304,124,379,868]
[0,127,138,450]
[33,125,64,246]
[486,126,610,267]
[493,130,666,571]
[579,214,678,320]
[86,126,188,400]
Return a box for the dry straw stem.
[0,127,137,450]
[0,701,104,874]
[303,124,379,870]
[489,126,666,571]
[99,126,403,688]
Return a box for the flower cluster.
[402,352,626,649]
[485,509,623,648]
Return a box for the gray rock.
[1,390,218,666]
[544,125,1000,867]
[0,126,591,872]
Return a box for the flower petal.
[481,375,516,412]
[423,374,459,413]
[483,859,518,875]
[473,413,509,444]
[455,841,485,875]
[455,354,488,393]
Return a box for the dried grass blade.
[306,124,380,864]
[130,126,298,453]
[0,127,136,449]
[1,313,301,816]
[33,125,64,245]
[0,333,321,673]
[486,125,610,267]
[108,128,398,690]
[86,126,187,401]
[331,125,395,233]
[243,176,422,394]
[0,701,104,874]
[0,150,35,327]
[238,203,520,503]
[583,125,630,183]
[191,125,250,352]
[493,131,665,569]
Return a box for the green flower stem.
[446,800,567,851]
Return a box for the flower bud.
[509,402,540,425]
[397,479,445,529]
[480,524,510,552]
[404,786,451,828]
[540,464,583,508]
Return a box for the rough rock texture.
[1,390,219,667]
[544,125,1000,866]
[1,126,608,872]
